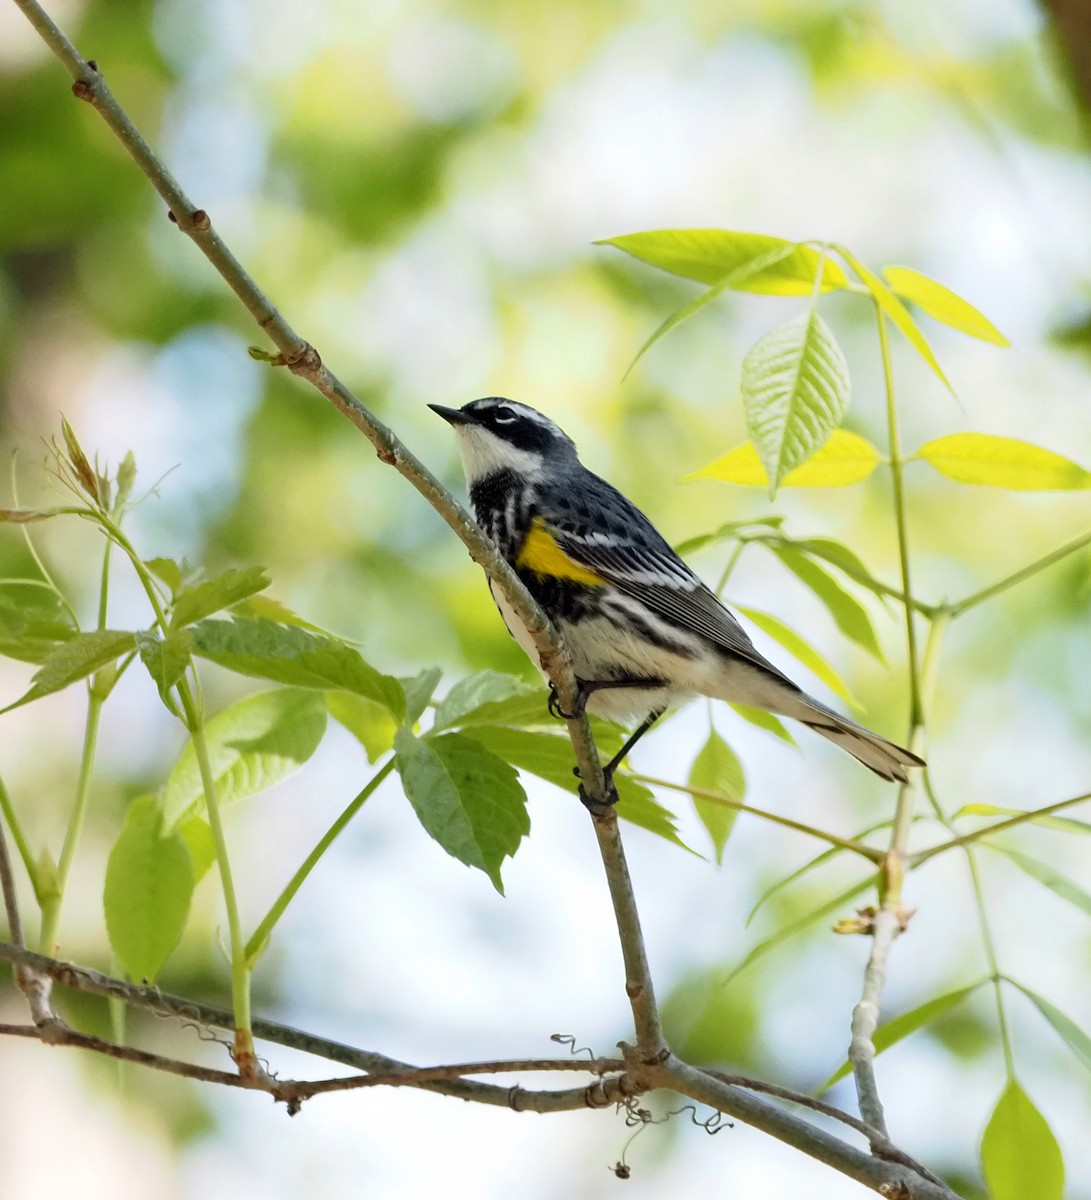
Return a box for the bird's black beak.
[428,403,477,426]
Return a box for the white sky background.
[2,0,1091,1195]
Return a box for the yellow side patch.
[516,519,606,586]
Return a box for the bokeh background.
[2,0,1091,1195]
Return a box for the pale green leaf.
[115,449,137,507]
[688,729,745,862]
[147,557,185,596]
[189,618,405,719]
[741,311,851,493]
[599,229,849,293]
[735,604,859,708]
[772,546,884,660]
[433,670,537,730]
[820,982,985,1091]
[170,566,271,629]
[992,846,1091,918]
[918,433,1091,490]
[326,691,397,763]
[883,265,1009,346]
[162,688,328,829]
[176,816,216,882]
[393,729,529,892]
[674,516,784,557]
[1,629,136,713]
[687,430,879,488]
[230,594,331,633]
[981,1080,1064,1200]
[835,244,952,390]
[104,795,194,982]
[1008,979,1091,1074]
[0,584,78,664]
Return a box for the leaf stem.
[39,535,112,953]
[0,776,38,898]
[629,773,883,861]
[948,528,1091,618]
[245,759,395,965]
[188,710,252,1054]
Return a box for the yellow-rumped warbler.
[431,397,923,788]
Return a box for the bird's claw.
[548,684,584,721]
[578,778,619,810]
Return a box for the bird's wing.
[539,479,797,684]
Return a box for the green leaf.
[115,450,137,507]
[1,629,137,713]
[189,618,405,719]
[835,244,952,391]
[433,671,537,730]
[740,311,851,493]
[599,229,849,293]
[917,434,1091,490]
[230,594,331,632]
[991,846,1091,918]
[953,803,1091,836]
[674,516,784,557]
[450,690,555,730]
[613,786,695,853]
[787,537,883,593]
[136,629,192,713]
[170,566,271,629]
[772,546,884,661]
[735,605,859,708]
[981,1079,1064,1200]
[724,877,872,986]
[147,557,185,596]
[1008,979,1091,1074]
[746,817,893,927]
[0,584,78,664]
[393,729,529,892]
[326,691,397,762]
[688,729,744,862]
[466,725,693,851]
[104,795,194,982]
[730,704,796,743]
[820,982,984,1091]
[0,507,66,524]
[687,430,879,489]
[176,816,216,882]
[400,667,442,726]
[882,266,1009,346]
[162,688,328,829]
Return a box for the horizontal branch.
[0,942,626,1113]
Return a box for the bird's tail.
[796,696,923,783]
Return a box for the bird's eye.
[492,406,517,424]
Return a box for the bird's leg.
[548,676,664,721]
[575,705,666,810]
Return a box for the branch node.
[71,80,94,103]
[879,1182,911,1199]
[376,444,397,466]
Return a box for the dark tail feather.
[799,699,923,783]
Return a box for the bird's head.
[429,397,577,485]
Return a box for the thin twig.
[911,788,1091,866]
[0,802,24,949]
[629,773,884,861]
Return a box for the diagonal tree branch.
[7,0,660,1046]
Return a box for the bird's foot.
[548,683,587,721]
